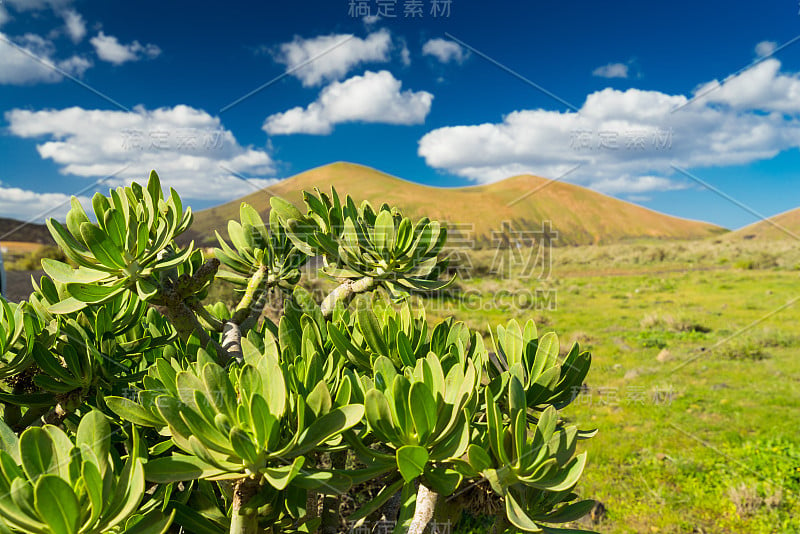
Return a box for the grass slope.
[183,162,726,246]
[728,207,800,241]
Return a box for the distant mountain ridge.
[182,162,726,246]
[0,218,54,245]
[728,207,800,241]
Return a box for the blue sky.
[1,0,799,231]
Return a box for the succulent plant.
[0,410,173,534]
[0,171,596,534]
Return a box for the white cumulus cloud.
[264,70,433,135]
[274,29,393,87]
[5,105,277,201]
[61,9,85,43]
[422,38,467,64]
[0,182,90,223]
[592,62,629,79]
[0,31,90,84]
[695,58,800,113]
[0,6,10,27]
[418,56,800,194]
[90,31,161,65]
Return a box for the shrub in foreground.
[0,171,596,533]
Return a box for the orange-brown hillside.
[183,162,726,246]
[727,208,800,241]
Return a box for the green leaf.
[147,170,163,205]
[396,445,428,483]
[291,470,352,494]
[19,428,57,482]
[239,203,269,245]
[269,197,304,222]
[0,421,19,464]
[485,389,510,466]
[76,410,111,474]
[202,363,236,420]
[504,319,524,367]
[66,281,125,304]
[168,503,226,534]
[136,278,159,301]
[121,510,176,534]
[292,405,364,457]
[509,375,527,415]
[373,210,395,253]
[229,427,259,467]
[80,222,126,269]
[145,455,226,483]
[81,460,104,529]
[393,482,417,534]
[365,389,400,444]
[106,397,164,427]
[306,381,332,417]
[41,259,108,285]
[34,475,80,534]
[42,426,76,481]
[468,444,493,472]
[65,197,91,242]
[357,308,388,356]
[424,466,461,496]
[537,499,595,524]
[48,297,89,315]
[408,381,436,444]
[262,456,304,490]
[534,332,559,376]
[505,489,543,532]
[533,453,587,492]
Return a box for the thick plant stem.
[220,266,271,365]
[230,477,260,534]
[221,321,243,365]
[408,484,438,534]
[231,266,269,324]
[320,451,347,534]
[157,288,225,357]
[320,276,375,318]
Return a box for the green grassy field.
[417,238,800,533]
[203,237,800,532]
[110,236,800,532]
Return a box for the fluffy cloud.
[694,58,800,113]
[592,62,629,79]
[755,40,777,57]
[418,57,800,194]
[90,31,161,65]
[0,183,90,224]
[61,9,85,43]
[0,6,10,27]
[3,0,73,11]
[6,105,277,200]
[422,38,467,64]
[274,29,392,87]
[264,70,433,135]
[0,31,90,84]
